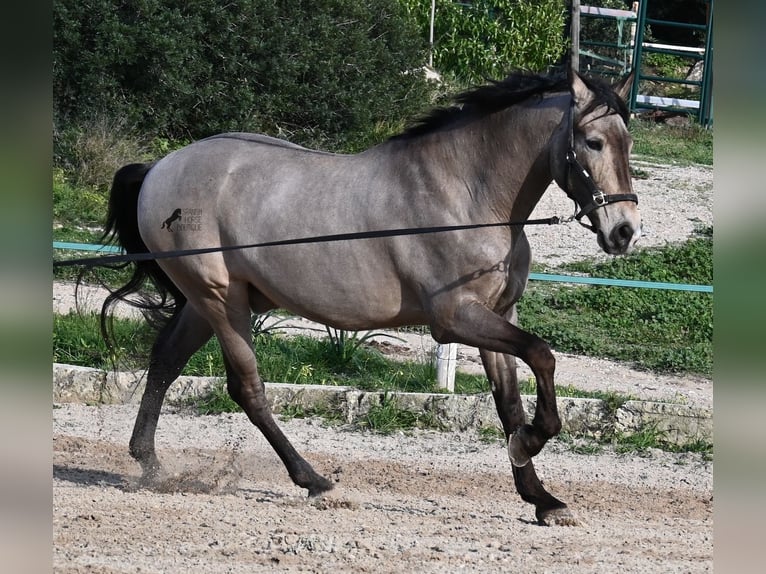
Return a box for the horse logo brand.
[160,208,203,232]
[161,208,183,231]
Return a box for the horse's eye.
[586,139,603,152]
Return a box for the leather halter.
[563,96,638,233]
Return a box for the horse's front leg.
[478,307,578,526]
[437,300,562,456]
[433,300,575,524]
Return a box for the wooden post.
[435,343,456,392]
[571,0,581,74]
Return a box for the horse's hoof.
[307,476,334,498]
[537,506,582,527]
[139,464,162,485]
[508,433,530,467]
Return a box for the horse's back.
[134,133,420,325]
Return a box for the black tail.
[99,162,186,349]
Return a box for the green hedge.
[54,0,433,150]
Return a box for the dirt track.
[53,403,712,573]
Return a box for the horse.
[100,70,640,526]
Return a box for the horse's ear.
[570,72,594,111]
[613,71,634,103]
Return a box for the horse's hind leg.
[129,304,213,480]
[480,330,578,526]
[201,282,333,497]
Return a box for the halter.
[563,95,638,233]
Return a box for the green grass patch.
[359,393,443,434]
[554,426,712,459]
[54,313,646,404]
[54,313,708,453]
[630,118,713,166]
[53,312,156,370]
[53,169,108,228]
[519,232,713,376]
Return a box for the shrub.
[54,0,433,151]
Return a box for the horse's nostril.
[612,223,634,247]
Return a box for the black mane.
[392,71,628,140]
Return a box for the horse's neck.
[373,96,567,222]
[457,99,567,221]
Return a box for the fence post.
[435,343,457,392]
[571,0,580,72]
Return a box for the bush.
[402,0,568,83]
[54,0,433,151]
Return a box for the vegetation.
[630,117,713,165]
[519,228,713,376]
[54,0,433,154]
[53,225,713,380]
[360,393,444,434]
[401,0,567,83]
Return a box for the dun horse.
[101,71,640,526]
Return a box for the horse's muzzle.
[598,220,641,255]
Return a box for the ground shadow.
[53,464,128,488]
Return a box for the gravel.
[54,402,713,573]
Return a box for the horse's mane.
[392,70,629,140]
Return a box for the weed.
[478,425,505,443]
[556,432,604,455]
[666,438,714,461]
[187,381,239,415]
[54,116,152,191]
[279,404,309,421]
[361,394,443,434]
[323,327,404,370]
[278,403,344,425]
[610,421,675,455]
[251,311,294,338]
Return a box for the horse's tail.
[99,162,186,348]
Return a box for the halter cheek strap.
[564,96,638,233]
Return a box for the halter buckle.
[593,190,607,206]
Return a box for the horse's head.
[552,72,641,255]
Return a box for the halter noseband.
[564,96,638,232]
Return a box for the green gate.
[578,1,713,127]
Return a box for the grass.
[53,313,710,456]
[53,168,108,228]
[52,312,643,403]
[53,312,156,370]
[518,228,713,377]
[553,426,713,460]
[630,117,713,166]
[359,393,444,434]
